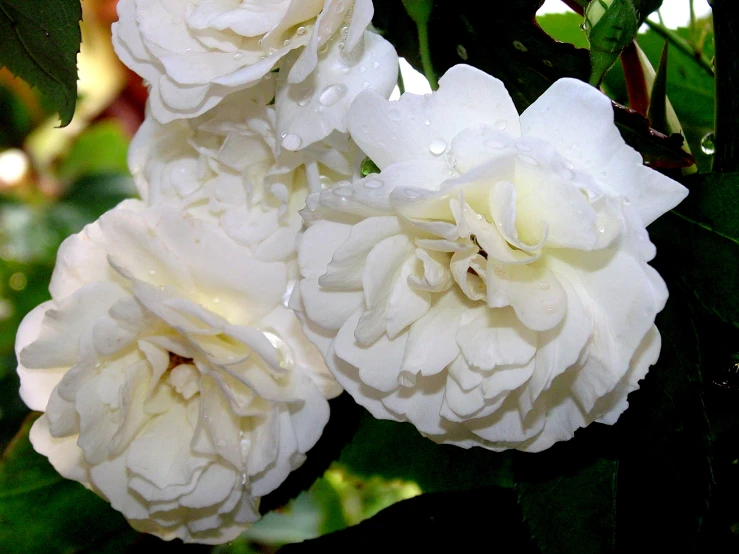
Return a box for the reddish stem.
[559,0,584,16]
[619,41,650,117]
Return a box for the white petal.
[347,64,521,169]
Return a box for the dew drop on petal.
[319,84,348,106]
[364,178,383,189]
[598,225,606,234]
[701,132,715,155]
[335,186,355,197]
[517,154,538,166]
[494,119,507,130]
[373,61,380,69]
[297,26,307,35]
[405,188,422,198]
[457,44,468,60]
[539,283,550,290]
[429,138,447,155]
[281,134,302,150]
[283,39,291,47]
[336,0,345,13]
[362,81,370,88]
[424,119,431,126]
[233,53,244,60]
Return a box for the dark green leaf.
[338,409,513,493]
[0,414,138,554]
[613,292,712,551]
[515,426,619,554]
[278,487,535,553]
[647,42,669,133]
[0,0,81,126]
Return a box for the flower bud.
[584,0,639,84]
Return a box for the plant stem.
[710,0,739,173]
[560,0,585,15]
[416,22,438,90]
[644,18,714,77]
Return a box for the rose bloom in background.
[293,65,688,452]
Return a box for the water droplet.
[388,107,402,121]
[233,53,244,60]
[335,186,354,197]
[429,138,447,155]
[341,66,350,74]
[424,119,431,126]
[319,175,333,189]
[372,61,380,69]
[543,59,553,67]
[362,81,370,88]
[298,95,311,107]
[517,154,538,166]
[213,297,221,304]
[9,272,26,291]
[539,283,550,290]
[149,270,156,276]
[580,21,588,31]
[318,84,348,106]
[701,132,715,155]
[405,189,422,198]
[364,178,383,189]
[494,119,507,130]
[457,44,468,60]
[283,39,291,47]
[281,133,302,150]
[336,0,345,13]
[598,226,606,234]
[360,65,367,73]
[296,26,307,35]
[319,43,329,54]
[512,40,528,52]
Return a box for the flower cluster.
[16,0,688,545]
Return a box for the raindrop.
[283,39,291,47]
[701,132,715,155]
[457,45,468,60]
[298,95,311,107]
[319,175,333,189]
[296,26,307,35]
[512,40,528,52]
[424,119,431,126]
[335,186,355,197]
[598,226,606,234]
[405,189,422,198]
[319,84,348,106]
[149,270,156,276]
[341,67,350,74]
[9,272,26,291]
[360,65,367,73]
[233,53,244,60]
[319,43,329,54]
[281,134,302,150]
[517,154,538,166]
[539,283,550,290]
[429,138,447,155]
[372,61,380,69]
[336,0,345,13]
[494,119,507,130]
[362,81,370,88]
[364,178,383,189]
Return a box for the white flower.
[112,0,398,148]
[128,86,358,269]
[292,65,688,452]
[16,200,340,543]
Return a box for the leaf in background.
[278,486,535,553]
[661,172,739,326]
[613,293,712,551]
[57,120,131,183]
[0,414,138,554]
[536,12,590,49]
[515,426,619,554]
[0,0,81,126]
[338,410,514,493]
[646,42,669,133]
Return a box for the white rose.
[128,87,358,269]
[16,200,340,543]
[112,0,398,149]
[292,65,688,452]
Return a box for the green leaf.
[536,12,590,50]
[278,487,535,553]
[0,414,138,554]
[613,292,712,551]
[646,42,669,133]
[0,0,81,126]
[660,172,739,326]
[515,427,619,554]
[338,409,513,493]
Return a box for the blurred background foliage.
[1,1,734,552]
